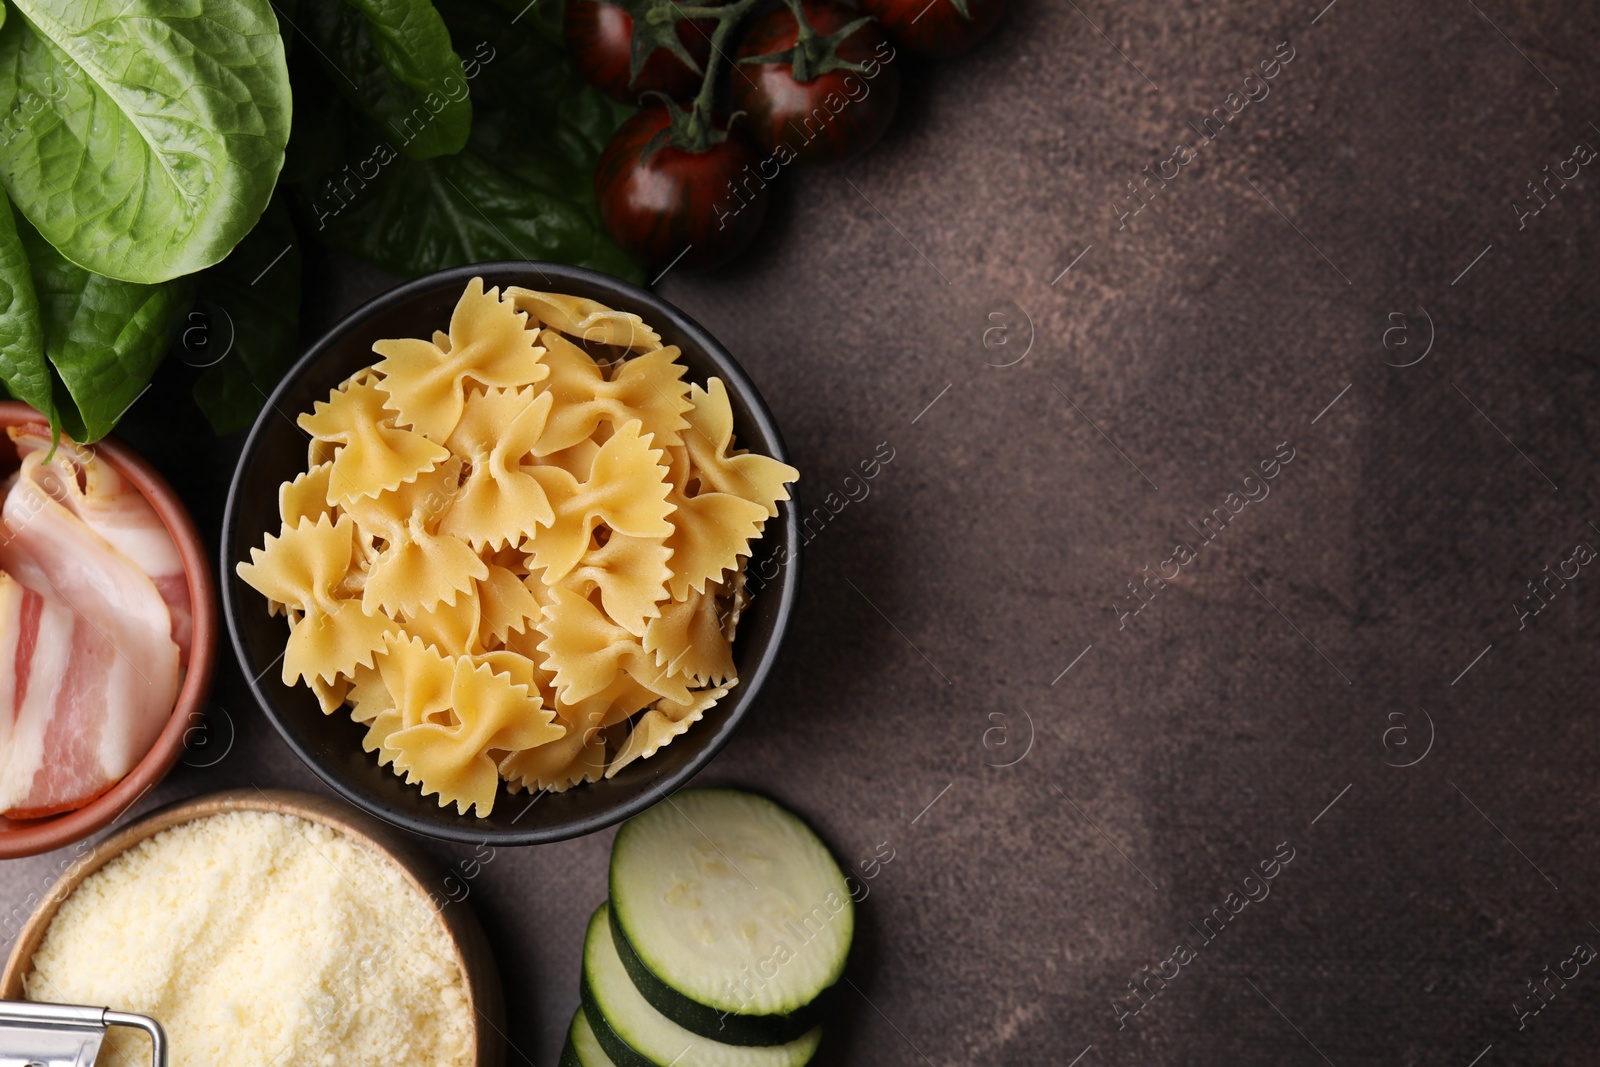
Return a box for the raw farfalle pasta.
[609,683,735,777]
[387,658,566,817]
[525,419,676,583]
[237,279,799,816]
[506,287,663,352]
[643,585,737,687]
[237,514,391,686]
[533,330,691,455]
[440,388,555,549]
[661,443,770,600]
[372,277,549,442]
[298,379,450,507]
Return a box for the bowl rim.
[0,404,219,860]
[0,787,505,1067]
[221,261,800,845]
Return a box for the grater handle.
[103,1011,166,1067]
[0,1002,165,1067]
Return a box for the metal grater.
[0,1001,165,1067]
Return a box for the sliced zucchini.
[609,788,853,1035]
[562,1008,619,1067]
[608,904,826,1046]
[582,903,822,1067]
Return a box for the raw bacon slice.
[7,426,193,662]
[0,470,180,817]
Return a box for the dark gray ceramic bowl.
[222,263,799,845]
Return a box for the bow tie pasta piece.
[537,587,692,706]
[643,586,735,686]
[378,634,458,727]
[362,524,487,619]
[307,670,350,717]
[473,649,554,698]
[557,674,663,734]
[340,454,462,544]
[237,515,393,686]
[347,662,389,722]
[396,581,482,658]
[280,464,335,528]
[504,680,647,791]
[344,459,488,618]
[682,379,798,518]
[478,564,542,647]
[298,380,450,507]
[506,287,662,352]
[439,388,556,550]
[661,446,769,600]
[347,662,393,757]
[527,420,674,583]
[388,658,565,817]
[551,685,647,733]
[397,590,482,659]
[607,684,734,778]
[362,707,408,767]
[499,727,608,794]
[350,633,458,767]
[373,278,549,443]
[560,531,672,638]
[532,331,692,456]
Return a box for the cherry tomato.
[596,108,770,271]
[729,0,901,168]
[565,0,716,104]
[859,0,1005,59]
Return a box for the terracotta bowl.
[223,262,800,845]
[1,789,505,1067]
[0,404,217,859]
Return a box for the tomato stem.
[666,0,762,152]
[737,0,877,84]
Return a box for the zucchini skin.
[581,959,662,1067]
[562,1010,612,1067]
[608,788,853,1030]
[607,902,822,1046]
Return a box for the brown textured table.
[6,0,1600,1063]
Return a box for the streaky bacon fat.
[0,433,182,818]
[8,426,193,662]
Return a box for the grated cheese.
[24,811,475,1067]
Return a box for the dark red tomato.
[565,0,715,104]
[859,0,1005,59]
[596,108,770,271]
[728,0,901,168]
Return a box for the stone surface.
[5,0,1600,1063]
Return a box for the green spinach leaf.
[313,148,640,282]
[440,0,630,201]
[0,185,53,428]
[296,0,472,161]
[17,221,192,442]
[0,0,291,285]
[306,1,639,282]
[191,197,303,436]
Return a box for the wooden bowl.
[0,404,218,859]
[1,789,506,1067]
